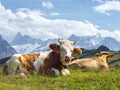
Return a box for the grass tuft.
[1,67,120,90]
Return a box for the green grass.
[0,52,120,90]
[0,67,120,90]
[108,53,120,68]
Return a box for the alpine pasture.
[0,52,120,90]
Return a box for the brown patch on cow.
[39,51,61,75]
[39,46,66,76]
[39,63,55,75]
[18,53,40,74]
[49,43,60,54]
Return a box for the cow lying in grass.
[3,39,78,76]
[68,52,113,71]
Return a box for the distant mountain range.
[11,32,58,54]
[10,32,120,54]
[0,32,119,66]
[0,31,119,61]
[11,32,43,45]
[68,33,120,51]
[0,35,17,59]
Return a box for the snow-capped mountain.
[95,37,120,51]
[11,32,43,45]
[12,43,40,54]
[12,39,58,54]
[31,38,58,53]
[0,35,17,59]
[68,33,103,49]
[11,32,58,54]
[11,32,120,54]
[68,33,120,51]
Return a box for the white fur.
[60,45,73,65]
[65,47,72,57]
[6,54,29,75]
[52,68,60,76]
[6,54,21,75]
[34,51,51,72]
[59,39,75,65]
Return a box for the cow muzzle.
[64,56,71,63]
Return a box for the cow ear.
[96,53,101,57]
[49,43,59,50]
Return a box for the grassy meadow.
[0,52,120,90]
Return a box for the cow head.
[72,48,82,59]
[96,52,113,62]
[58,38,76,65]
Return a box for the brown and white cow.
[3,39,76,76]
[68,52,113,71]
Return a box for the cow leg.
[61,68,70,75]
[3,64,8,75]
[100,65,109,71]
[39,66,60,76]
[6,63,19,75]
[51,68,60,76]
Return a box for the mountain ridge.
[0,35,17,59]
[11,32,120,54]
[68,34,120,51]
[11,32,43,45]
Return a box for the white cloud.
[93,1,120,15]
[42,1,54,9]
[0,3,120,42]
[50,12,60,16]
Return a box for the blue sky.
[0,0,120,42]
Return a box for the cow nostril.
[65,56,71,62]
[65,56,69,58]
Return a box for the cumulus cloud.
[93,1,120,15]
[0,3,120,42]
[42,1,54,9]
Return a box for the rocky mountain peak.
[0,35,17,59]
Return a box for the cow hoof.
[61,69,70,75]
